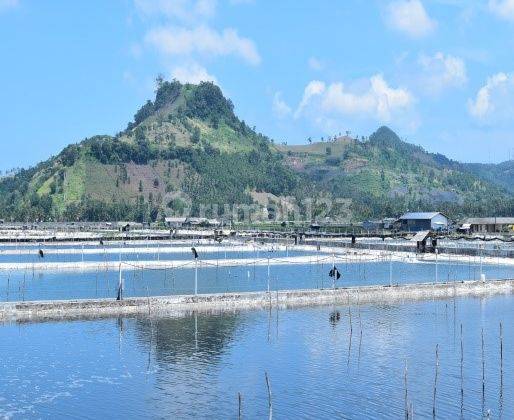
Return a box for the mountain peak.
[369,126,403,146]
[127,80,237,131]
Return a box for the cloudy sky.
[1,0,514,170]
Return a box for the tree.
[191,126,201,144]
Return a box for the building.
[165,217,187,228]
[397,212,449,232]
[362,218,397,232]
[184,217,221,227]
[464,217,514,233]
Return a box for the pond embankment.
[1,278,512,322]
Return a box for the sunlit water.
[0,257,513,301]
[0,295,512,418]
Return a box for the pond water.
[0,295,512,418]
[1,258,513,302]
[0,247,306,264]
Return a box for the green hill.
[279,126,514,219]
[460,160,514,194]
[0,80,512,223]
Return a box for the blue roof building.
[397,212,449,232]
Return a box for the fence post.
[194,259,198,296]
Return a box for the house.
[362,220,384,231]
[165,217,187,228]
[383,218,397,230]
[206,218,221,227]
[183,217,221,227]
[464,217,514,233]
[397,212,449,232]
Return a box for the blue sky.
[1,0,514,171]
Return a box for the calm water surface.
[1,259,513,302]
[0,295,512,418]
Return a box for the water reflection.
[132,312,240,364]
[0,296,513,418]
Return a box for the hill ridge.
[0,79,512,222]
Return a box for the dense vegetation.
[0,80,512,223]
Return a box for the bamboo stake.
[404,359,409,420]
[460,323,464,417]
[265,372,273,420]
[500,321,504,418]
[500,322,503,386]
[433,344,439,418]
[238,392,242,420]
[481,327,485,414]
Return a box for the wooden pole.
[332,253,335,290]
[500,321,504,417]
[389,252,393,286]
[460,323,464,416]
[117,263,123,301]
[267,256,270,293]
[433,344,439,418]
[404,359,409,420]
[265,372,272,420]
[194,259,198,296]
[435,249,438,283]
[481,328,485,411]
[238,392,242,420]
[500,321,503,388]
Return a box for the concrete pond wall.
[1,278,513,323]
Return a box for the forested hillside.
[460,160,514,194]
[0,80,512,223]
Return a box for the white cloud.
[0,0,18,12]
[418,52,467,94]
[170,62,217,84]
[489,0,514,21]
[467,72,514,121]
[386,0,436,38]
[145,25,260,65]
[295,75,414,122]
[272,92,292,119]
[295,80,326,118]
[308,57,324,71]
[134,0,216,22]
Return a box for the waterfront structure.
[464,217,514,233]
[397,212,449,232]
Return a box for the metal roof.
[410,230,431,242]
[465,217,514,225]
[399,212,443,220]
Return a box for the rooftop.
[399,212,443,220]
[465,217,514,225]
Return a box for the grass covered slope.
[280,126,514,219]
[0,80,303,222]
[0,80,512,223]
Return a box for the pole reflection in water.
[0,295,513,418]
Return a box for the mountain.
[460,160,514,194]
[278,126,514,219]
[0,80,307,222]
[0,80,512,223]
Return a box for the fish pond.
[0,294,512,418]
